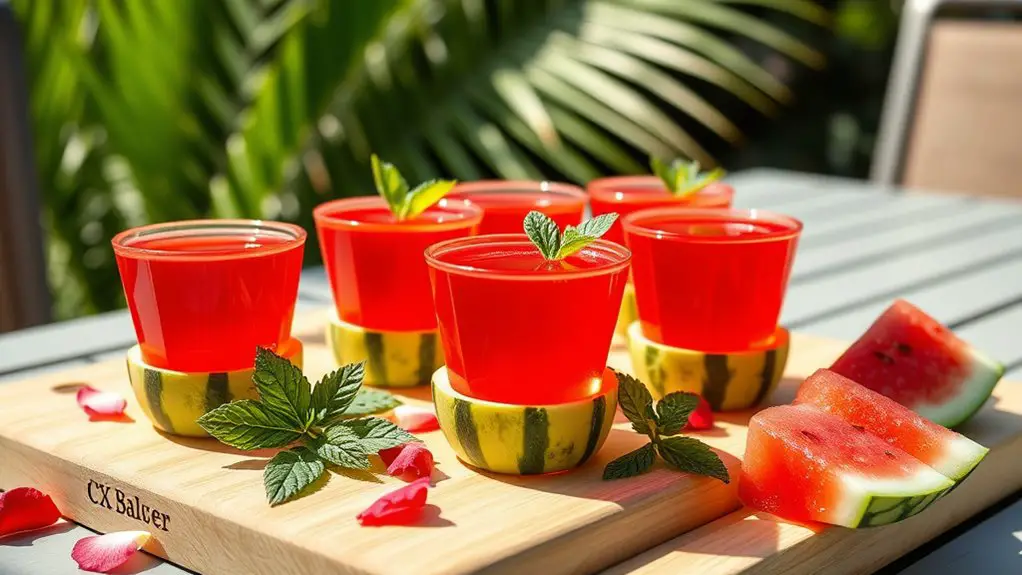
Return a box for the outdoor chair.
[872,0,1022,199]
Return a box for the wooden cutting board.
[0,313,1019,575]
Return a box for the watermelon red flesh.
[830,299,1004,428]
[740,404,953,528]
[795,369,987,481]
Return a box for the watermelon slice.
[831,299,1004,428]
[740,404,954,528]
[796,369,987,481]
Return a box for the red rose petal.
[685,396,715,431]
[393,405,439,433]
[379,444,434,481]
[71,531,151,573]
[0,487,61,537]
[76,386,127,417]
[356,477,430,526]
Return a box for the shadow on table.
[0,521,77,547]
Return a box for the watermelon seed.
[872,351,895,365]
[884,450,897,459]
[851,424,866,432]
[800,430,821,443]
[896,343,913,356]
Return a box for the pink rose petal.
[379,444,434,481]
[0,487,61,537]
[356,477,430,526]
[71,530,151,573]
[393,405,439,433]
[76,386,127,418]
[685,395,715,431]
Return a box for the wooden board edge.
[0,435,366,575]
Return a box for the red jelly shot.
[426,235,630,405]
[315,197,482,332]
[588,175,734,245]
[112,220,306,372]
[448,181,586,235]
[623,208,801,352]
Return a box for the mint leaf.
[309,425,372,470]
[678,167,725,197]
[339,417,419,452]
[556,213,619,259]
[371,154,409,214]
[525,211,618,261]
[197,400,302,450]
[311,361,365,424]
[524,211,561,260]
[649,157,725,197]
[253,347,313,429]
[400,179,457,220]
[615,370,655,436]
[263,447,326,506]
[650,156,674,192]
[603,442,656,480]
[345,389,402,418]
[370,154,454,220]
[656,436,730,484]
[656,392,700,436]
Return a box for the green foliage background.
[12,0,895,320]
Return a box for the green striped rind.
[627,321,789,411]
[855,487,949,528]
[917,350,1005,429]
[432,367,617,475]
[125,342,303,437]
[327,314,443,388]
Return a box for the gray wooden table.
[1,169,1019,574]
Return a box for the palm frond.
[292,0,825,197]
[14,0,827,316]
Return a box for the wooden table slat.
[795,256,1022,347]
[952,304,1022,376]
[782,225,1022,328]
[790,204,1017,282]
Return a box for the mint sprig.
[198,348,418,506]
[650,157,725,197]
[371,154,456,220]
[603,371,730,483]
[523,211,618,261]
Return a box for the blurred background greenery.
[11,0,900,320]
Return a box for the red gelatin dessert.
[623,208,801,352]
[448,181,586,235]
[426,234,630,404]
[314,197,482,332]
[113,220,305,372]
[587,175,733,246]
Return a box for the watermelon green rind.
[432,366,618,474]
[842,470,953,528]
[326,312,443,388]
[126,340,304,437]
[915,349,1003,429]
[931,435,989,482]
